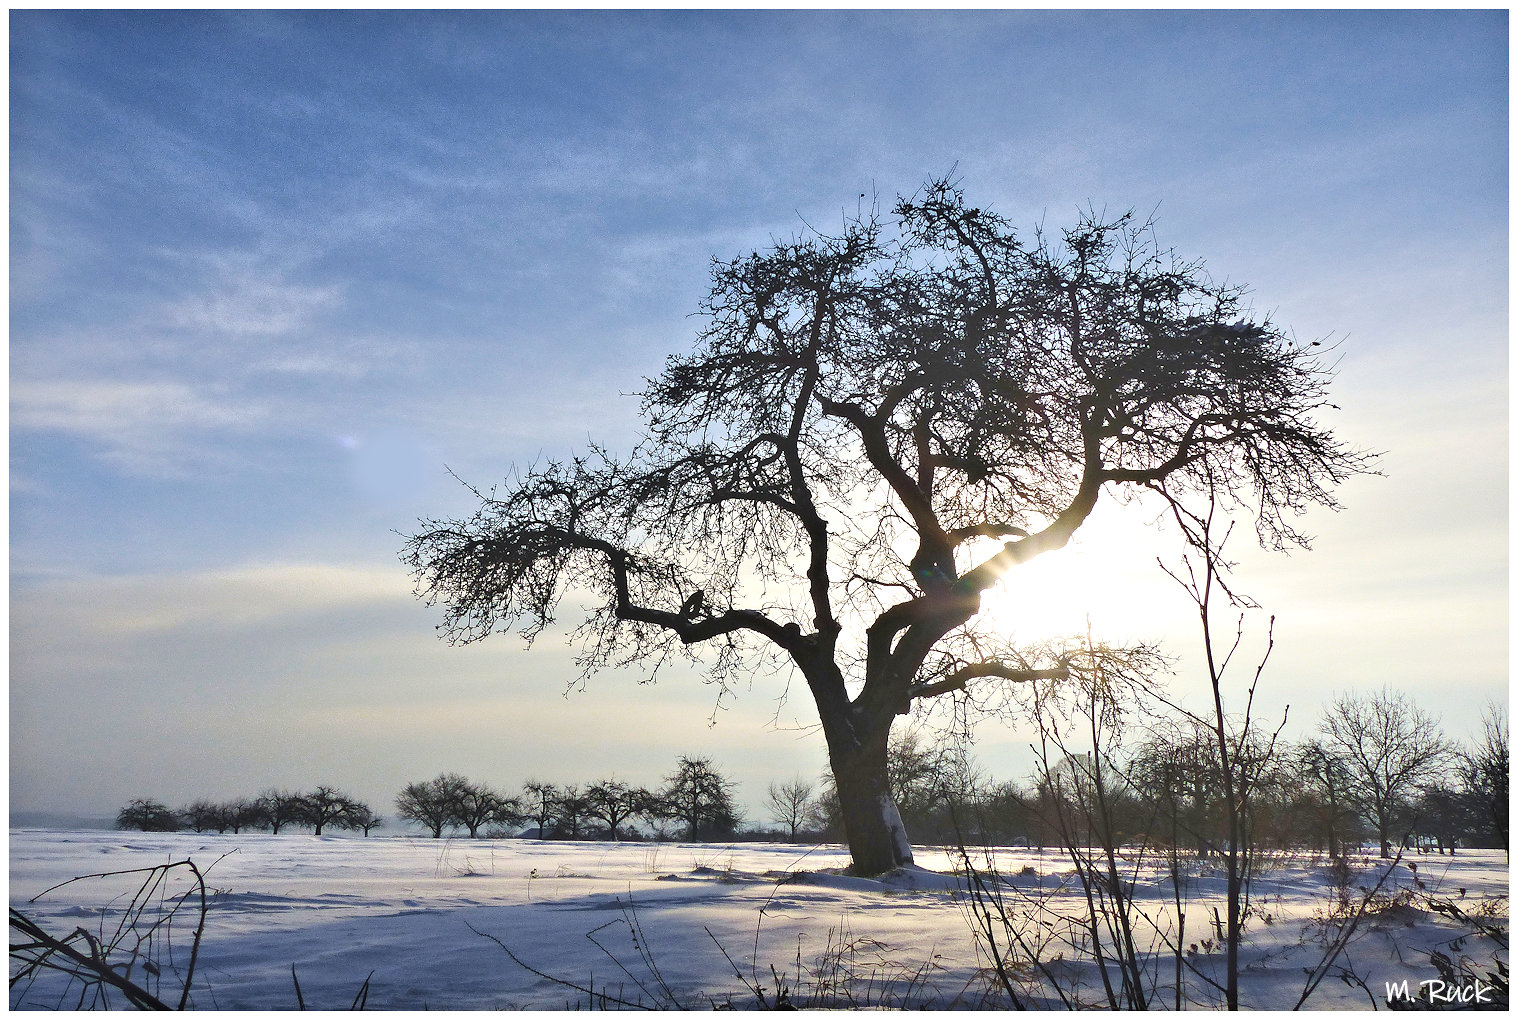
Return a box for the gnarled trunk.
[828,728,913,876]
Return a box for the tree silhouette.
[658,756,738,841]
[765,777,816,841]
[584,780,648,841]
[1319,687,1452,858]
[520,780,562,837]
[405,178,1367,874]
[297,786,362,836]
[348,802,385,837]
[395,773,467,839]
[1458,700,1509,852]
[453,780,515,839]
[256,789,304,835]
[115,799,179,832]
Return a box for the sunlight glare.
[974,506,1186,648]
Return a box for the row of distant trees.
[395,756,739,841]
[114,692,1505,857]
[114,756,744,842]
[116,786,383,836]
[831,690,1506,860]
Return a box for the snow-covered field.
[9,829,1508,1010]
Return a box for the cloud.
[15,562,415,639]
[11,378,265,476]
[164,262,343,338]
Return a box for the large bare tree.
[404,179,1365,874]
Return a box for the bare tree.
[1159,511,1291,1011]
[222,799,263,834]
[114,799,179,832]
[554,785,595,839]
[659,756,738,841]
[584,780,648,841]
[396,773,467,838]
[179,800,222,833]
[1458,700,1509,852]
[404,178,1367,874]
[520,780,561,837]
[256,789,305,835]
[347,802,384,836]
[765,777,817,841]
[1294,738,1360,860]
[1412,781,1476,855]
[1319,687,1452,858]
[452,780,514,839]
[297,786,360,836]
[1128,721,1222,858]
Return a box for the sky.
[10,11,1508,824]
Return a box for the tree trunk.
[830,736,913,876]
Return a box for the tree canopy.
[405,178,1368,874]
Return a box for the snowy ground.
[9,829,1508,1010]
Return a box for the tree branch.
[908,661,1070,706]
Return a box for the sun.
[971,508,1185,648]
[978,546,1106,646]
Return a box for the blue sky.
[10,11,1507,821]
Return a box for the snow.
[9,829,1508,1010]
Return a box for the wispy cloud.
[14,562,414,637]
[11,378,265,475]
[163,257,343,337]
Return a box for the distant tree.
[1294,739,1360,859]
[296,786,359,836]
[404,178,1367,874]
[220,799,263,834]
[765,777,817,841]
[1319,688,1453,858]
[886,733,939,817]
[257,789,305,835]
[454,781,515,839]
[180,799,223,834]
[396,774,467,838]
[977,780,1034,846]
[115,799,179,832]
[584,780,647,841]
[554,785,595,839]
[659,757,738,841]
[1458,700,1509,851]
[1128,724,1222,858]
[346,802,385,837]
[1412,782,1478,855]
[520,781,561,837]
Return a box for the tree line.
[116,785,383,836]
[393,756,739,841]
[114,756,742,842]
[115,689,1504,860]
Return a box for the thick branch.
[955,420,1106,595]
[785,312,839,637]
[947,522,1031,547]
[908,661,1070,706]
[599,545,803,654]
[816,394,942,542]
